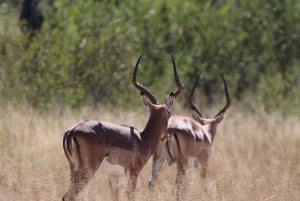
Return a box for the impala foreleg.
[148,151,166,191]
[199,154,210,195]
[199,151,210,181]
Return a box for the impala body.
[148,74,231,200]
[62,55,184,201]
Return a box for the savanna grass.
[0,104,299,201]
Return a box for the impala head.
[189,74,231,135]
[132,54,184,137]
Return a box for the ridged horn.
[132,54,158,104]
[188,73,204,118]
[214,74,231,117]
[170,55,184,97]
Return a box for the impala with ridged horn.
[62,55,183,201]
[148,74,231,201]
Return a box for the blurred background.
[0,0,299,112]
[0,1,299,201]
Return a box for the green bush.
[0,0,299,113]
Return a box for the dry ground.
[0,103,299,201]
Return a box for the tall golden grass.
[0,103,299,201]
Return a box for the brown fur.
[62,55,183,201]
[148,75,231,201]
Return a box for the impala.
[62,55,184,201]
[148,74,231,200]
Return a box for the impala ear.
[214,113,225,123]
[140,93,149,106]
[165,93,176,110]
[192,110,221,125]
[191,110,207,125]
[141,94,159,110]
[192,110,202,122]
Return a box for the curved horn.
[170,55,184,97]
[188,73,204,118]
[214,74,231,117]
[132,54,158,104]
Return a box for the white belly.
[188,156,198,164]
[99,157,127,176]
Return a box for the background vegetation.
[0,1,299,201]
[0,0,299,112]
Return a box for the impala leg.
[174,162,187,201]
[127,172,138,201]
[62,167,96,201]
[62,150,102,201]
[109,175,120,201]
[199,158,209,199]
[200,160,208,180]
[200,152,210,182]
[148,152,166,191]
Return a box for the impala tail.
[63,129,81,168]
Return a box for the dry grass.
[0,103,299,201]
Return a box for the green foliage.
[0,0,299,113]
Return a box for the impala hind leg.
[200,161,208,180]
[127,172,138,201]
[174,169,187,201]
[62,167,95,201]
[62,154,102,201]
[109,175,120,201]
[62,165,99,201]
[174,162,188,201]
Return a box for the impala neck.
[141,111,167,154]
[208,122,219,143]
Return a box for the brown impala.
[148,74,231,200]
[62,55,184,201]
